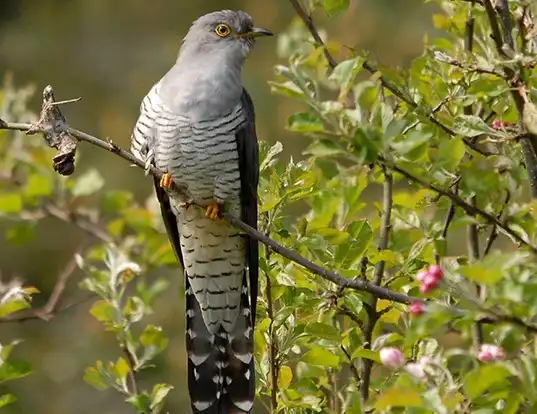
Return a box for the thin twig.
[122,344,140,396]
[0,252,81,323]
[483,0,537,197]
[360,169,393,406]
[386,161,537,253]
[263,224,278,412]
[0,117,417,304]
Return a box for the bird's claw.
[204,203,220,221]
[159,173,173,190]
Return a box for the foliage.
[2,0,537,413]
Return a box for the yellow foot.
[204,203,220,221]
[159,173,173,190]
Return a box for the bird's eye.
[215,24,231,37]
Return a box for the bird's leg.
[159,172,173,190]
[204,203,221,221]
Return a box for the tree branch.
[0,98,417,307]
[386,160,537,253]
[483,0,537,197]
[0,251,82,323]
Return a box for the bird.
[129,10,272,414]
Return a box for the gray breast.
[154,103,246,205]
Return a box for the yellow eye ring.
[215,23,231,37]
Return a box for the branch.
[360,169,393,405]
[386,161,537,253]
[0,91,417,306]
[0,252,82,323]
[434,51,504,77]
[288,0,492,158]
[262,223,278,412]
[483,0,537,197]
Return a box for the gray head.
[179,10,273,63]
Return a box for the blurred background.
[0,1,439,413]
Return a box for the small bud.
[408,302,423,316]
[492,119,503,130]
[416,269,429,283]
[379,347,405,369]
[405,362,426,380]
[480,344,505,361]
[427,264,443,280]
[478,350,493,362]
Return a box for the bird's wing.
[236,88,259,327]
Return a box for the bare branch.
[0,252,82,323]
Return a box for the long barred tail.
[186,274,255,414]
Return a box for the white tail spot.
[212,375,223,384]
[186,309,195,318]
[233,400,254,412]
[235,352,253,364]
[189,353,210,366]
[244,369,251,380]
[226,376,233,385]
[187,329,197,339]
[243,307,251,316]
[193,368,200,381]
[193,400,212,411]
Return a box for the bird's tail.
[186,274,255,414]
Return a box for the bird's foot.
[159,173,173,190]
[204,203,221,221]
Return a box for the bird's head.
[181,10,273,62]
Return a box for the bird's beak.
[235,27,274,38]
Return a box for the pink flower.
[405,362,426,380]
[479,344,505,361]
[492,120,503,130]
[379,347,405,369]
[416,270,429,283]
[427,264,443,280]
[408,302,423,316]
[478,350,493,362]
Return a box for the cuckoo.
[130,9,272,414]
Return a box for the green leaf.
[374,386,423,409]
[6,223,35,247]
[0,394,16,408]
[71,169,105,197]
[329,57,363,92]
[459,263,503,285]
[523,101,537,135]
[287,112,324,133]
[436,137,465,170]
[350,348,380,362]
[260,141,283,172]
[323,0,350,15]
[0,193,22,214]
[24,173,52,198]
[305,139,347,157]
[302,346,340,368]
[83,365,109,390]
[0,299,30,319]
[269,80,306,99]
[115,357,130,381]
[463,364,510,399]
[392,130,433,155]
[150,383,174,410]
[452,115,492,137]
[0,360,32,383]
[89,300,116,323]
[126,393,151,413]
[305,322,340,341]
[277,366,293,389]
